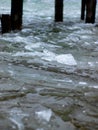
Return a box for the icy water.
[0,0,98,130]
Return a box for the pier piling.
[81,0,86,20]
[0,0,97,34]
[85,0,97,23]
[1,14,11,34]
[11,0,23,30]
[55,0,63,22]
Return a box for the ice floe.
[79,82,87,85]
[42,50,77,65]
[35,109,52,122]
[55,54,77,66]
[13,49,77,66]
[9,108,29,130]
[89,85,98,88]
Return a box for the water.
[0,0,98,129]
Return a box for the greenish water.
[0,0,98,130]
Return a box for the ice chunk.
[55,54,77,66]
[35,109,52,122]
[13,51,43,57]
[41,49,56,61]
[90,85,98,88]
[9,108,29,130]
[36,128,44,130]
[25,42,42,50]
[79,82,87,85]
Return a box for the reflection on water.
[0,0,98,130]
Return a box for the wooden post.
[55,0,63,22]
[81,0,86,20]
[1,14,11,34]
[92,0,97,23]
[85,0,97,23]
[11,0,23,30]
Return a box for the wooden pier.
[0,0,97,33]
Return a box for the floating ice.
[90,86,98,88]
[8,70,14,76]
[25,42,42,50]
[66,79,73,83]
[88,62,94,67]
[2,36,28,43]
[13,51,43,57]
[13,50,77,66]
[43,49,56,57]
[41,49,56,61]
[9,109,29,130]
[35,109,52,122]
[55,54,77,66]
[42,50,77,65]
[79,82,87,85]
[94,40,98,44]
[36,129,44,130]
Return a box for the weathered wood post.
[11,0,23,30]
[85,0,97,23]
[92,0,97,23]
[1,14,11,34]
[55,0,63,22]
[81,0,86,20]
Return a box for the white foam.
[35,109,52,122]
